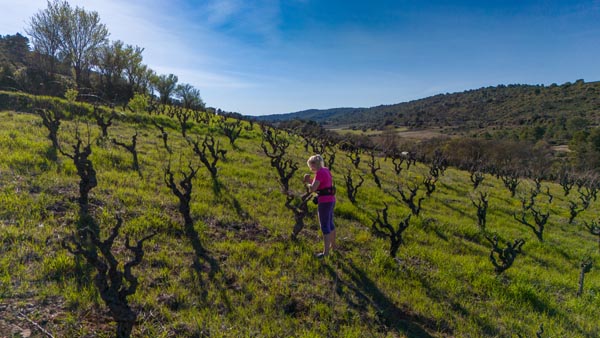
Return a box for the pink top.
[314,167,336,203]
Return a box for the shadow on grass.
[181,221,233,312]
[437,181,470,196]
[72,208,100,288]
[182,220,220,282]
[410,271,501,337]
[211,177,221,195]
[323,256,442,338]
[213,179,253,221]
[45,145,58,162]
[437,198,472,219]
[420,217,449,242]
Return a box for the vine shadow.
[323,256,442,338]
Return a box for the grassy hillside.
[1,96,599,337]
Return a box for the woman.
[303,154,336,258]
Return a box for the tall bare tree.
[28,0,109,87]
[62,2,109,87]
[26,0,109,86]
[26,0,63,73]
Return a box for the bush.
[128,93,149,113]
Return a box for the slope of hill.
[258,80,600,143]
[257,107,359,123]
[1,93,599,337]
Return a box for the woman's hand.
[303,174,311,183]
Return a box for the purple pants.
[318,202,335,235]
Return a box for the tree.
[61,2,109,87]
[94,41,147,102]
[122,44,148,99]
[27,0,109,87]
[151,73,178,104]
[566,117,589,137]
[136,65,155,96]
[95,40,128,99]
[0,33,30,65]
[175,83,204,110]
[26,2,63,73]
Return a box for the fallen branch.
[17,311,55,338]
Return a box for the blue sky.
[1,0,599,115]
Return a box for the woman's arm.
[307,179,320,193]
[303,174,320,192]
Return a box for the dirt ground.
[0,297,60,338]
[0,295,110,338]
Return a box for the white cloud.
[156,65,255,89]
[1,0,260,108]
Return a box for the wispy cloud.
[79,1,243,84]
[184,0,283,46]
[204,0,244,26]
[156,66,255,89]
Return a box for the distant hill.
[257,107,359,123]
[257,80,600,143]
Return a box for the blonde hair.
[307,154,325,168]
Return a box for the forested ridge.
[261,80,600,176]
[260,80,600,143]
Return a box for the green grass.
[0,100,599,337]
